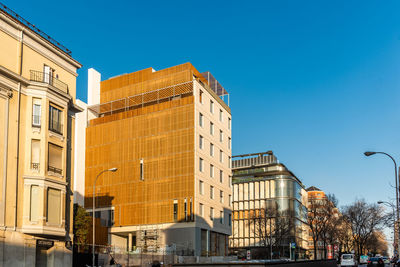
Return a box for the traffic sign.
[246,250,251,260]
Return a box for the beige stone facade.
[0,5,81,266]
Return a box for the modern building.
[83,63,232,256]
[230,152,309,259]
[0,3,82,266]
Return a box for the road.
[340,265,392,267]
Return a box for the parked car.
[367,257,384,267]
[381,256,390,264]
[360,255,369,264]
[341,254,357,267]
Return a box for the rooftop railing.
[30,70,69,94]
[88,81,194,116]
[0,2,72,56]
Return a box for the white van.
[340,254,357,267]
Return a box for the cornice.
[0,13,81,69]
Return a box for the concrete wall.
[73,99,87,206]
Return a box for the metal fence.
[74,244,178,267]
[30,70,69,94]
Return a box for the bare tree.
[307,196,334,259]
[319,194,341,258]
[336,217,354,253]
[365,230,388,256]
[250,205,293,258]
[342,199,384,258]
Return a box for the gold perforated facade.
[85,63,232,256]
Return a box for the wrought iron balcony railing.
[49,119,63,135]
[30,70,69,94]
[31,163,39,170]
[48,165,62,175]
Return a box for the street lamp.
[92,168,117,267]
[364,151,400,256]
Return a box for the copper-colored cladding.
[85,63,203,227]
[100,63,207,104]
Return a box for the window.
[199,158,204,172]
[140,159,144,180]
[199,180,204,195]
[210,164,214,178]
[210,143,214,156]
[190,198,193,221]
[210,122,214,135]
[43,65,54,84]
[199,113,203,127]
[184,199,187,221]
[111,210,115,226]
[199,135,204,149]
[210,186,214,199]
[173,200,178,222]
[229,213,232,226]
[228,137,231,149]
[48,143,62,175]
[199,90,203,103]
[210,207,214,220]
[219,109,223,122]
[210,100,214,113]
[229,194,232,207]
[31,139,40,171]
[47,188,61,225]
[199,203,204,216]
[219,150,223,163]
[220,170,223,183]
[220,190,223,203]
[220,211,224,224]
[49,105,62,135]
[32,98,41,127]
[228,117,231,130]
[30,185,40,221]
[220,130,223,142]
[229,156,231,168]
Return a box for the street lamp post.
[92,168,117,267]
[364,151,400,256]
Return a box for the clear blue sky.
[7,0,400,208]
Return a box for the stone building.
[0,3,81,266]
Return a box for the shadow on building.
[72,193,115,267]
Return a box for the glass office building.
[230,152,308,259]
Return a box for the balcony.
[30,70,69,94]
[48,165,62,175]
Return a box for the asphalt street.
[340,265,392,267]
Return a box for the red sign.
[334,244,338,253]
[327,245,333,259]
